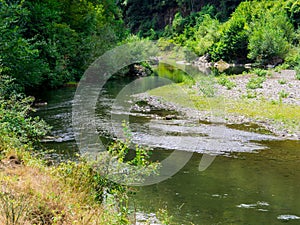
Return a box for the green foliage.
[0,0,49,90]
[0,0,126,90]
[119,0,242,37]
[251,68,268,77]
[248,11,293,63]
[242,90,257,99]
[0,75,50,146]
[217,75,236,90]
[185,15,221,56]
[108,121,158,168]
[160,0,299,67]
[209,16,248,62]
[278,79,287,85]
[246,76,266,89]
[278,90,289,99]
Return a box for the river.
[35,65,300,224]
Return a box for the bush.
[217,75,236,90]
[251,68,268,77]
[0,0,126,91]
[209,17,248,62]
[186,15,221,56]
[0,75,50,146]
[246,76,266,89]
[248,12,293,63]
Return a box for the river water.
[35,68,300,224]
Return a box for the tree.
[248,12,294,63]
[1,0,127,91]
[0,0,48,90]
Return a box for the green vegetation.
[130,0,299,69]
[148,83,300,133]
[0,75,50,147]
[278,79,287,85]
[118,0,242,37]
[251,69,268,77]
[217,75,236,90]
[246,77,266,89]
[0,0,126,91]
[0,75,159,223]
[1,0,300,223]
[2,0,299,91]
[242,90,258,99]
[279,90,290,99]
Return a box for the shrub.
[246,76,265,89]
[0,1,49,90]
[278,90,289,98]
[217,75,236,90]
[278,79,287,85]
[186,15,221,56]
[248,12,293,63]
[0,75,50,146]
[209,17,248,62]
[252,68,268,77]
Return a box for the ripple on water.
[237,201,270,211]
[277,215,300,221]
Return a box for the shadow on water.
[34,65,300,224]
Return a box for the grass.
[0,154,124,225]
[148,83,300,133]
[0,135,131,225]
[0,126,163,225]
[278,79,287,85]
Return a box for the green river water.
[35,66,300,225]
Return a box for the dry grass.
[0,159,121,225]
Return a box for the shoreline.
[133,68,300,140]
[134,93,300,140]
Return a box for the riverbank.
[0,148,128,224]
[0,75,131,224]
[134,69,300,140]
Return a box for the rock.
[134,64,152,77]
[214,59,230,72]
